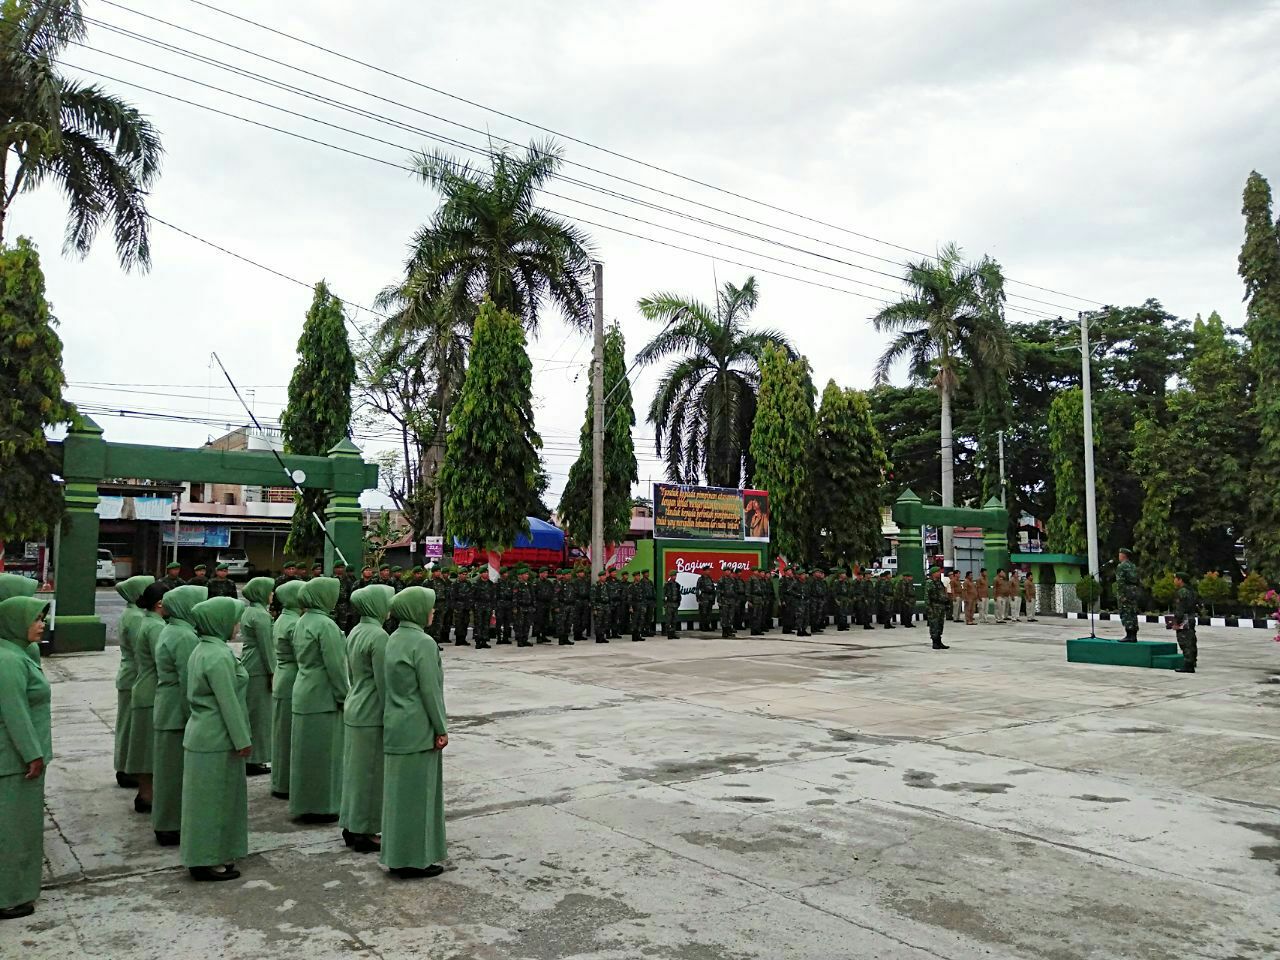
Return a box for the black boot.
[116,771,138,789]
[155,831,180,847]
[1175,664,1196,673]
[932,641,950,650]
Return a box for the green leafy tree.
[1131,417,1185,581]
[281,281,354,560]
[1046,388,1111,556]
[812,381,889,564]
[1197,571,1232,616]
[1,0,162,269]
[1237,571,1271,616]
[1074,574,1102,611]
[440,301,542,553]
[401,138,593,334]
[749,345,816,561]
[1239,171,1280,580]
[558,325,637,548]
[636,275,794,487]
[1150,572,1178,610]
[873,242,1012,563]
[0,237,74,544]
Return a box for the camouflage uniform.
[495,571,514,644]
[534,571,555,642]
[809,572,828,633]
[696,573,717,632]
[591,575,611,643]
[628,576,647,642]
[926,573,950,649]
[206,565,239,599]
[452,573,473,646]
[716,575,738,638]
[898,575,916,628]
[663,575,682,638]
[512,574,534,647]
[832,573,851,630]
[639,572,656,636]
[1172,578,1199,672]
[573,571,592,641]
[1116,556,1142,641]
[793,573,811,637]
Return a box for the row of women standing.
[0,574,449,921]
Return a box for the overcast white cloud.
[16,0,1280,506]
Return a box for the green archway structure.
[51,415,379,653]
[890,488,1010,581]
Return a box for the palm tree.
[402,137,594,334]
[636,276,795,487]
[1,0,162,269]
[873,242,1012,564]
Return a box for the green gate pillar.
[981,497,1010,574]
[893,490,925,582]
[55,415,108,652]
[324,438,366,573]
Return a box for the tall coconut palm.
[637,276,795,487]
[1,0,163,269]
[873,242,1012,564]
[402,137,594,334]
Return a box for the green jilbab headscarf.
[380,586,448,874]
[0,596,52,913]
[113,575,155,778]
[339,584,394,840]
[150,585,207,840]
[239,577,276,768]
[290,577,348,819]
[269,579,306,798]
[181,597,251,872]
[0,574,40,662]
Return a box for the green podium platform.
[1066,637,1185,670]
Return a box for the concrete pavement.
[6,617,1280,959]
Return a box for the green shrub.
[1074,575,1101,610]
[1238,572,1271,615]
[1150,572,1178,610]
[1197,571,1233,616]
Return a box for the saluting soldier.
[1116,548,1142,642]
[663,570,682,639]
[926,567,950,650]
[1170,572,1199,673]
[573,567,592,642]
[207,562,239,599]
[158,561,185,591]
[591,571,611,643]
[534,568,554,643]
[188,564,209,589]
[696,570,717,632]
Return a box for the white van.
[96,549,116,585]
[215,548,251,581]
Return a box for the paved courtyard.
[5,617,1279,959]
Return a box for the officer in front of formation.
[206,563,238,599]
[1116,548,1142,642]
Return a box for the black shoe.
[271,791,289,800]
[863,625,873,631]
[134,795,152,814]
[342,828,356,848]
[296,813,340,824]
[517,640,531,647]
[155,831,180,847]
[116,771,138,789]
[475,642,490,650]
[352,835,381,854]
[596,638,609,643]
[189,866,240,882]
[497,639,511,645]
[558,639,574,645]
[390,864,444,879]
[454,639,470,646]
[1175,665,1196,673]
[0,903,36,920]
[932,642,950,650]
[245,763,270,777]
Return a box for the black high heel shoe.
[155,831,180,847]
[189,865,240,882]
[134,795,152,814]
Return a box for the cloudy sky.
[18,0,1280,508]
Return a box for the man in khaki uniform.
[961,572,977,625]
[948,571,963,622]
[975,569,991,624]
[993,570,1011,622]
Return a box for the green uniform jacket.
[664,580,681,605]
[0,597,52,774]
[1173,585,1200,628]
[345,586,394,728]
[383,589,447,754]
[154,586,207,732]
[270,582,303,702]
[926,579,949,616]
[184,598,251,753]
[293,578,349,715]
[115,576,154,692]
[130,610,166,709]
[238,579,277,678]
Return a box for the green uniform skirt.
[246,675,272,766]
[271,697,292,795]
[380,751,446,870]
[289,711,343,818]
[114,689,133,772]
[180,751,248,868]
[0,772,43,909]
[151,729,185,833]
[339,725,384,836]
[126,706,154,774]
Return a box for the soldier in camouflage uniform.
[270,560,299,618]
[639,569,656,637]
[431,568,450,641]
[472,567,493,649]
[663,569,682,638]
[696,570,717,632]
[495,567,514,644]
[552,570,574,645]
[512,569,534,647]
[612,571,630,639]
[898,572,916,628]
[793,569,811,637]
[736,571,751,632]
[573,567,592,642]
[189,563,209,589]
[809,569,828,634]
[877,571,896,629]
[628,572,647,642]
[779,567,796,633]
[452,569,472,646]
[591,571,611,643]
[926,566,950,649]
[332,561,354,632]
[746,570,766,635]
[1170,571,1199,673]
[716,573,737,638]
[856,569,875,631]
[1116,548,1142,642]
[534,568,554,643]
[207,562,239,599]
[832,570,850,630]
[158,560,185,591]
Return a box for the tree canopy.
[749,345,816,561]
[812,381,890,565]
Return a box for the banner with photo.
[653,483,745,540]
[742,489,771,542]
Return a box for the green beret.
[166,561,181,571]
[193,563,207,571]
[412,565,424,573]
[1174,570,1190,581]
[216,562,230,571]
[379,563,391,571]
[1119,547,1133,556]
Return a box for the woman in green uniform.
[340,584,393,853]
[151,585,206,846]
[0,597,51,920]
[181,596,251,881]
[290,577,348,823]
[381,586,448,879]
[0,575,39,661]
[239,577,277,777]
[126,582,169,813]
[113,575,154,789]
[270,580,304,800]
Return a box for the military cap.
[1118,547,1133,556]
[193,563,207,572]
[379,563,391,571]
[929,565,941,574]
[391,565,403,573]
[362,565,373,573]
[412,565,424,573]
[1174,570,1190,581]
[216,562,230,571]
[166,561,181,571]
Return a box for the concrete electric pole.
[591,261,605,580]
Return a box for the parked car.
[96,549,116,586]
[215,548,251,581]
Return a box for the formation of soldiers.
[157,561,242,598]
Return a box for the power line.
[165,0,1106,307]
[74,15,1068,318]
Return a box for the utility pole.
[591,261,605,580]
[997,429,1007,508]
[1079,312,1100,585]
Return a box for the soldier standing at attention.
[591,571,611,643]
[961,572,976,625]
[696,570,717,632]
[452,568,472,647]
[552,570,573,645]
[472,568,493,650]
[333,562,354,632]
[1116,548,1142,642]
[662,570,682,639]
[376,564,394,588]
[431,569,450,643]
[899,573,916,628]
[809,569,828,634]
[534,568,554,643]
[189,564,209,589]
[310,561,324,582]
[1169,572,1199,673]
[793,570,811,637]
[716,574,737,638]
[410,566,427,588]
[992,570,1009,623]
[926,566,950,650]
[359,565,375,587]
[877,572,896,629]
[778,567,796,634]
[270,560,299,619]
[159,561,185,591]
[832,570,850,631]
[975,569,991,624]
[573,567,592,642]
[495,567,514,645]
[207,563,238,599]
[640,569,656,637]
[627,573,647,642]
[513,569,534,647]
